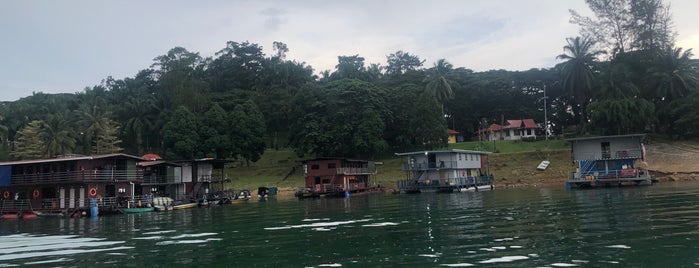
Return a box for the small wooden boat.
[172,202,198,210]
[118,207,155,214]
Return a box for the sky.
[2,0,699,102]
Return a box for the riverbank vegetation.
[0,0,696,166]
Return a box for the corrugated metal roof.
[565,134,646,142]
[0,153,145,166]
[395,149,490,156]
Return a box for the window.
[311,164,319,170]
[328,163,336,168]
[458,154,462,160]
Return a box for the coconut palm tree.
[425,59,457,115]
[40,114,76,157]
[556,36,603,129]
[649,46,699,102]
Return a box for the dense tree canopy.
[1,0,697,162]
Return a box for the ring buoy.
[2,191,9,199]
[89,188,97,197]
[33,189,40,199]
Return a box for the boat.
[1,211,39,219]
[152,197,174,211]
[118,207,155,214]
[154,205,173,211]
[172,202,198,210]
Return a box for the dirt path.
[645,142,699,173]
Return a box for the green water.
[2,182,699,267]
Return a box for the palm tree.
[40,114,76,157]
[73,102,112,155]
[649,47,699,103]
[556,36,603,129]
[425,59,456,115]
[122,95,158,155]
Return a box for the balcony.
[335,167,376,175]
[402,161,457,171]
[10,170,144,186]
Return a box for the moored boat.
[172,202,198,210]
[118,207,155,214]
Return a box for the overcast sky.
[2,0,698,102]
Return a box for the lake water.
[2,182,699,267]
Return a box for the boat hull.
[118,207,155,214]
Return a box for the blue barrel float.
[89,198,98,217]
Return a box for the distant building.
[476,119,540,141]
[447,129,459,144]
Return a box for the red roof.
[476,119,538,134]
[142,153,162,161]
[447,129,460,135]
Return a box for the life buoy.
[89,188,97,197]
[2,191,9,199]
[32,189,40,199]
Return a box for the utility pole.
[544,84,548,141]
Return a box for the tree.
[92,119,123,154]
[288,80,389,157]
[162,106,200,160]
[40,114,76,157]
[153,47,209,114]
[74,99,112,155]
[209,41,265,91]
[12,120,45,159]
[648,47,699,103]
[200,103,231,158]
[385,50,425,75]
[570,0,676,57]
[229,100,266,164]
[121,95,158,155]
[424,59,457,115]
[330,55,368,81]
[556,37,602,130]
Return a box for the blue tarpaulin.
[0,165,11,187]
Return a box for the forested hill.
[1,0,697,163]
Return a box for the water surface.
[2,182,699,267]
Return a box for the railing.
[10,170,144,185]
[569,168,651,181]
[336,167,376,175]
[142,175,180,185]
[402,161,457,171]
[576,149,643,160]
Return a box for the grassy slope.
[222,139,573,192]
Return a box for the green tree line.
[0,0,696,162]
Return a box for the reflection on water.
[2,182,699,266]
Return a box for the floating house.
[297,158,377,198]
[0,153,146,216]
[566,134,653,188]
[175,158,233,200]
[395,149,494,193]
